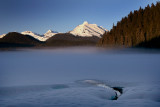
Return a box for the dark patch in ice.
[51,84,69,90]
[111,87,123,100]
[112,87,123,94]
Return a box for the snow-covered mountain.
[70,21,108,38]
[0,21,107,41]
[44,30,58,38]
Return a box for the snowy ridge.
[70,21,108,38]
[44,30,58,38]
[21,30,58,41]
[21,31,47,41]
[0,30,57,42]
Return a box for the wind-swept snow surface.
[0,48,160,107]
[70,21,108,38]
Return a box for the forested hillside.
[98,2,160,48]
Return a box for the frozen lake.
[0,47,160,107]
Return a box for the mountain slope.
[0,32,42,48]
[70,21,108,38]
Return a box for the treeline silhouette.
[98,2,160,48]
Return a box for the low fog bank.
[0,47,160,87]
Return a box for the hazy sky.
[0,0,158,35]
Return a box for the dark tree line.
[98,2,160,48]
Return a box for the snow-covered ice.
[0,47,160,107]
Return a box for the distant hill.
[45,33,100,47]
[0,32,42,48]
[98,2,160,48]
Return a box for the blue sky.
[0,0,158,35]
